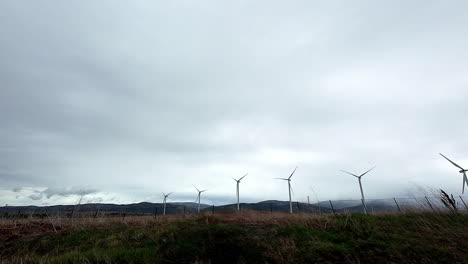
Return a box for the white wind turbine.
[440,153,468,194]
[276,167,297,214]
[193,185,207,213]
[162,192,172,215]
[233,173,248,211]
[341,166,375,214]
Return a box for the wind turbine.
[162,192,172,215]
[233,173,248,211]
[439,153,468,194]
[193,185,207,213]
[276,167,297,213]
[341,166,375,214]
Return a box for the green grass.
[1,213,467,263]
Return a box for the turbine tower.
[193,185,207,213]
[233,173,248,211]
[341,166,375,214]
[440,153,468,194]
[162,192,172,215]
[276,167,297,214]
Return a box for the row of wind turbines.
[160,153,468,215]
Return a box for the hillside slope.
[1,212,467,263]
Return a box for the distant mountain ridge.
[0,200,399,216]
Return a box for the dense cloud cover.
[1,1,468,206]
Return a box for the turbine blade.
[239,173,248,181]
[288,167,298,180]
[440,153,464,170]
[167,192,173,197]
[201,189,208,193]
[341,170,359,178]
[463,171,467,194]
[162,192,166,197]
[275,178,289,180]
[193,185,200,192]
[359,166,376,178]
[290,184,295,197]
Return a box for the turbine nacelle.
[275,177,291,181]
[193,185,207,194]
[341,166,375,179]
[275,167,297,182]
[233,173,248,183]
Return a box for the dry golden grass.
[1,211,467,264]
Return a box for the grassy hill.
[1,212,467,263]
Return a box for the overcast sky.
[1,1,468,206]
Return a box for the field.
[1,211,467,264]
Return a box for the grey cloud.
[1,1,468,205]
[87,197,104,203]
[28,194,43,201]
[27,187,99,201]
[42,187,99,199]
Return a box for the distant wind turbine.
[276,167,297,214]
[439,153,468,194]
[193,185,207,213]
[233,173,248,211]
[162,192,172,215]
[341,166,375,214]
